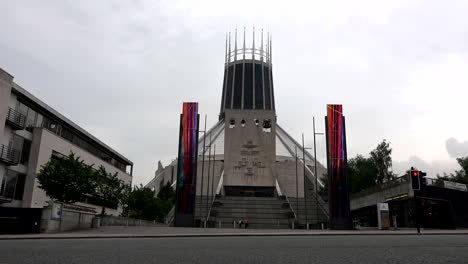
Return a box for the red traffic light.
[412,171,419,177]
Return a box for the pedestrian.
[244,218,249,229]
[238,219,243,229]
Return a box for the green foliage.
[437,157,468,185]
[37,152,95,203]
[370,139,395,183]
[157,181,175,203]
[348,155,379,193]
[92,166,126,215]
[37,152,130,211]
[347,140,395,194]
[127,182,176,222]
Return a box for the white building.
[0,67,133,215]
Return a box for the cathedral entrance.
[224,186,275,197]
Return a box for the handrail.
[6,107,26,128]
[303,164,330,219]
[275,179,297,221]
[164,206,175,225]
[275,125,329,219]
[276,124,325,188]
[216,170,224,195]
[206,168,224,222]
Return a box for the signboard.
[443,181,467,192]
[377,203,390,230]
[51,202,63,220]
[378,203,389,211]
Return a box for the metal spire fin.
[269,33,272,65]
[234,28,238,61]
[267,32,270,64]
[243,26,246,60]
[261,28,264,63]
[252,26,255,61]
[228,32,231,63]
[224,34,228,65]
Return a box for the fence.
[99,216,166,227]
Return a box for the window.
[11,134,23,149]
[0,177,6,196]
[263,119,272,133]
[14,174,25,200]
[25,108,37,131]
[229,118,236,128]
[17,101,29,116]
[2,171,26,200]
[20,139,31,165]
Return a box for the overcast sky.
[1,0,468,185]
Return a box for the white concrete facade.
[0,67,133,215]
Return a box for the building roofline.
[11,82,133,166]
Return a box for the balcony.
[0,144,20,165]
[5,108,26,130]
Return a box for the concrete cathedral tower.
[220,28,276,196]
[146,28,330,229]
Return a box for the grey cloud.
[446,138,468,158]
[393,156,458,178]
[1,1,467,185]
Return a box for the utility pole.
[295,145,299,220]
[206,133,212,221]
[212,144,216,197]
[313,116,324,227]
[199,115,207,227]
[302,133,308,228]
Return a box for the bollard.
[306,222,309,230]
[292,222,295,230]
[204,220,207,228]
[233,220,236,229]
[321,223,324,230]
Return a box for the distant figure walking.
[244,218,249,229]
[238,219,243,229]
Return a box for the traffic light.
[419,171,427,186]
[410,167,420,190]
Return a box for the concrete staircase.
[288,175,329,228]
[207,196,295,229]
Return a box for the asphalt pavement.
[1,235,468,264]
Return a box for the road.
[1,235,468,264]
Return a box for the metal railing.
[6,108,26,129]
[275,179,298,221]
[351,175,409,199]
[302,164,330,219]
[206,169,224,223]
[0,144,20,165]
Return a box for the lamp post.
[199,115,207,227]
[302,133,312,229]
[313,116,324,228]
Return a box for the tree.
[127,185,159,221]
[157,181,175,203]
[93,166,126,215]
[348,155,379,193]
[370,139,395,183]
[437,156,468,185]
[37,152,95,203]
[126,183,176,222]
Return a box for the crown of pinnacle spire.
[226,27,272,65]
